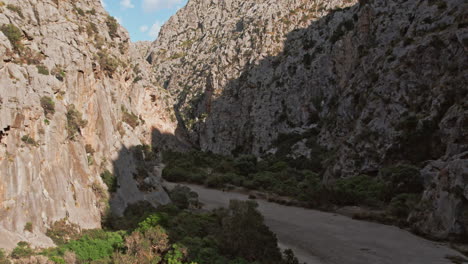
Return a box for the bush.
[163,167,191,182]
[52,66,66,81]
[103,201,160,231]
[66,104,87,139]
[86,22,99,37]
[46,219,81,245]
[1,24,23,52]
[40,96,55,116]
[97,51,120,75]
[133,144,156,161]
[380,165,423,195]
[204,174,225,188]
[120,106,139,128]
[0,249,11,264]
[74,6,85,16]
[137,214,169,232]
[218,200,283,263]
[168,185,199,209]
[6,4,23,18]
[331,175,388,206]
[133,76,142,83]
[234,155,257,176]
[388,193,421,218]
[106,16,118,38]
[100,170,118,193]
[36,65,49,75]
[11,241,34,259]
[65,231,123,262]
[21,135,37,146]
[24,222,33,232]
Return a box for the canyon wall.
[0,0,174,248]
[147,0,468,240]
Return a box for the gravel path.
[164,182,466,264]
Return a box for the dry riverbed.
[164,182,467,264]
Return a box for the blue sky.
[101,0,188,42]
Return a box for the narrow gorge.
[0,0,467,263]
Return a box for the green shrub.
[24,222,33,232]
[97,51,119,75]
[86,8,96,15]
[6,4,23,18]
[168,185,199,209]
[204,174,225,188]
[1,24,23,51]
[133,76,143,83]
[0,249,11,264]
[86,22,98,37]
[121,110,139,129]
[66,104,87,139]
[46,219,81,245]
[100,170,118,192]
[21,135,37,146]
[233,155,257,176]
[37,65,50,75]
[137,213,169,232]
[11,241,34,259]
[106,16,118,38]
[65,231,123,262]
[380,165,423,195]
[133,144,156,161]
[74,7,85,16]
[332,175,388,206]
[218,200,283,263]
[388,193,421,218]
[40,96,55,116]
[163,167,191,182]
[38,247,66,264]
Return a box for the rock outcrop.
[0,0,173,249]
[146,0,468,240]
[0,0,466,248]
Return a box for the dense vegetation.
[1,187,299,264]
[162,150,424,223]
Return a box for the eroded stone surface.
[147,0,468,239]
[0,0,173,249]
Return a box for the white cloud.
[100,0,106,7]
[140,25,149,33]
[142,0,183,12]
[120,0,134,9]
[115,17,123,24]
[148,21,163,39]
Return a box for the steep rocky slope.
[147,0,468,240]
[0,0,174,249]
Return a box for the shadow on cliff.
[171,2,366,156]
[103,127,191,229]
[170,0,464,170]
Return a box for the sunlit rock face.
[0,0,174,248]
[147,0,468,240]
[0,0,466,248]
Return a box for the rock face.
[0,0,466,249]
[0,0,173,249]
[147,0,468,240]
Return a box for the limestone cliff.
[146,0,468,240]
[0,0,174,249]
[0,0,467,249]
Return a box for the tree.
[218,200,283,263]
